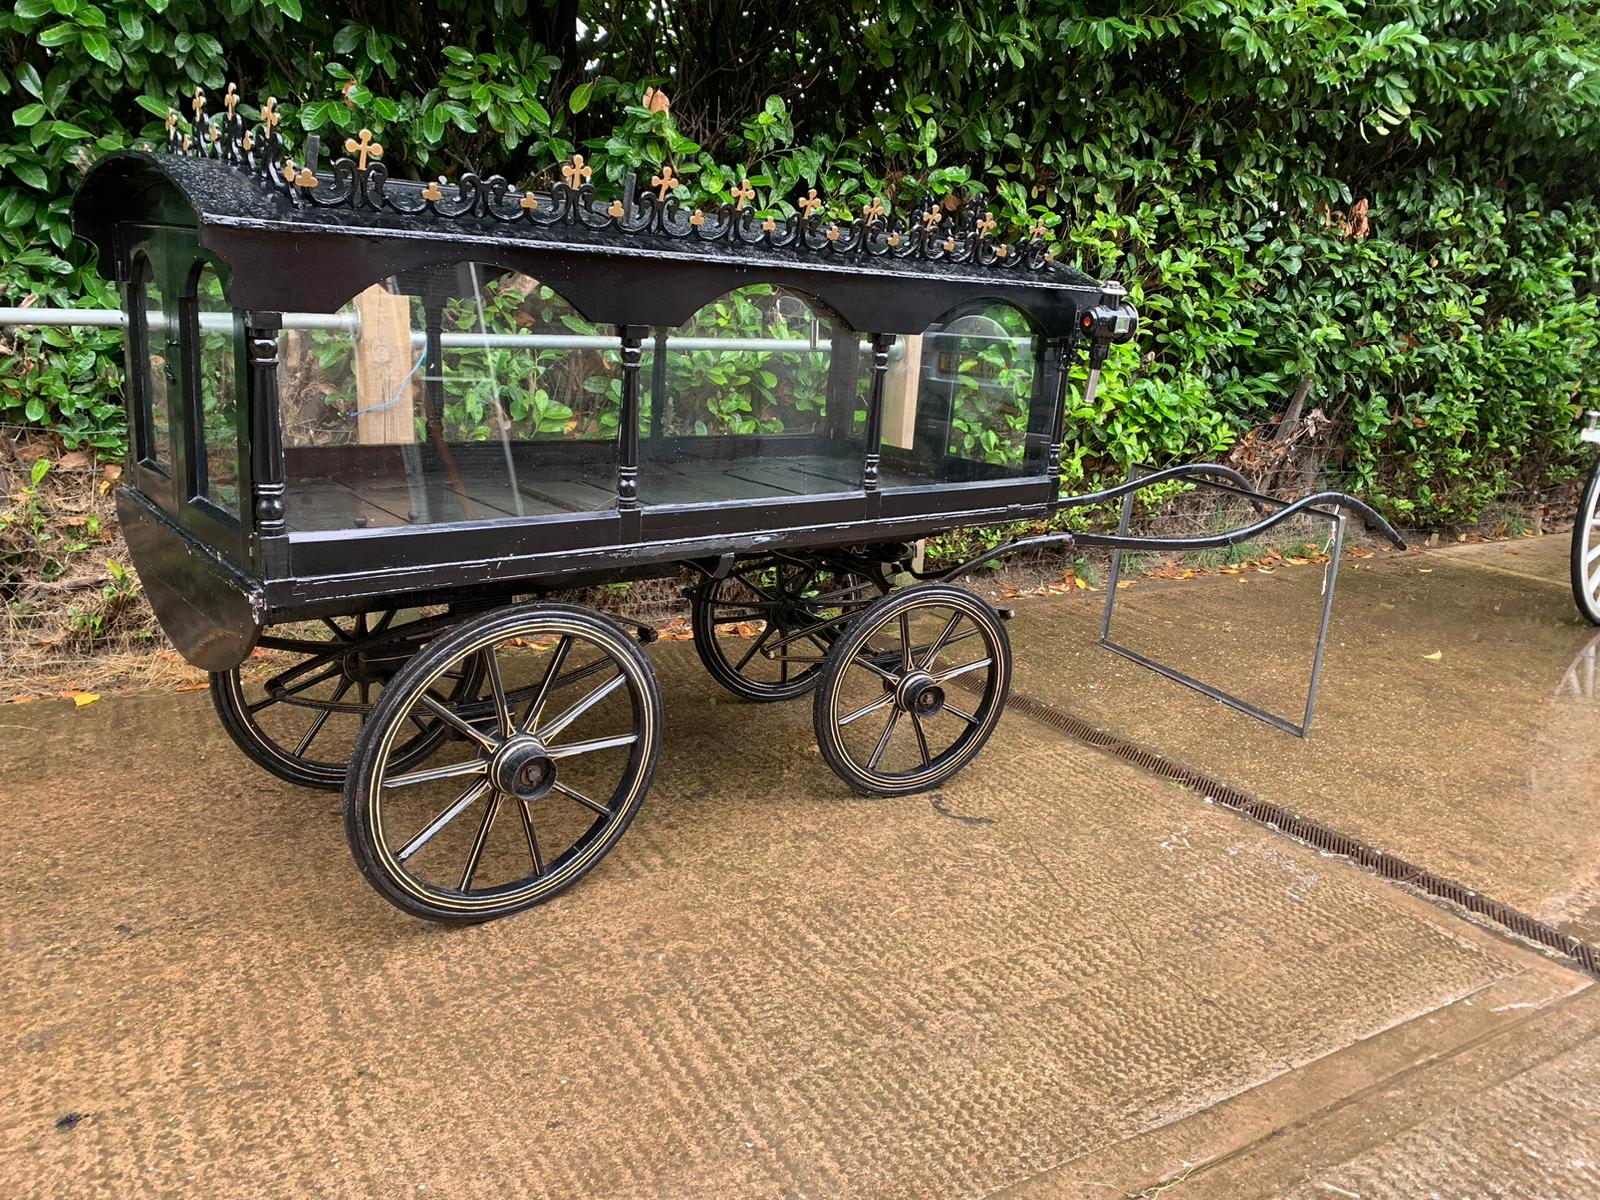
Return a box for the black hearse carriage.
[72,89,1402,923]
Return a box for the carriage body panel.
[75,150,1103,668]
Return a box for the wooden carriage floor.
[284,453,928,532]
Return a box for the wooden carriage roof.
[72,98,1105,336]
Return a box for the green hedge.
[5,0,1599,522]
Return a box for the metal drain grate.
[994,684,1600,978]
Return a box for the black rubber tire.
[1572,459,1600,626]
[691,556,884,702]
[344,603,662,924]
[812,583,1011,797]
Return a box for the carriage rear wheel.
[1572,459,1600,625]
[691,555,885,702]
[210,607,479,790]
[344,604,662,923]
[812,583,1011,796]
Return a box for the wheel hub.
[895,670,945,717]
[491,737,557,802]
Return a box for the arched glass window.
[193,264,239,516]
[879,302,1043,484]
[276,264,619,531]
[133,255,173,472]
[638,286,870,504]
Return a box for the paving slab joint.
[985,680,1600,980]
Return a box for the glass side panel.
[136,261,174,472]
[880,302,1044,484]
[638,286,869,505]
[278,264,619,532]
[194,266,239,517]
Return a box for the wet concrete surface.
[4,639,1594,1197]
[1008,532,1600,945]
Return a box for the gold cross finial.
[650,165,679,202]
[344,129,382,170]
[690,209,705,227]
[283,158,297,184]
[922,208,942,231]
[797,188,823,219]
[977,211,998,238]
[421,178,445,202]
[731,179,755,211]
[261,97,280,133]
[165,109,177,136]
[862,197,885,222]
[223,83,239,116]
[1029,218,1050,241]
[191,87,206,124]
[561,154,592,188]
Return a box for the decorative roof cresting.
[157,86,1063,271]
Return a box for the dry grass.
[1,432,164,698]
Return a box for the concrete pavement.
[3,544,1597,1198]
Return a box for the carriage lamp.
[1582,410,1600,445]
[1076,281,1138,413]
[1079,281,1139,370]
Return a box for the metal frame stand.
[1097,466,1348,738]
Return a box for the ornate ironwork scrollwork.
[156,86,1068,273]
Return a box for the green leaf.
[35,22,77,47]
[13,162,49,189]
[14,0,54,18]
[12,104,47,128]
[569,81,593,113]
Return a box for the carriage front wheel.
[812,583,1011,796]
[1572,458,1600,625]
[345,604,662,923]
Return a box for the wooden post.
[880,334,923,450]
[354,285,418,444]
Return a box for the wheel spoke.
[899,613,913,671]
[518,799,544,877]
[850,652,902,685]
[554,780,611,817]
[735,624,776,671]
[537,671,627,742]
[418,692,499,751]
[839,692,896,727]
[918,613,964,671]
[943,703,980,727]
[867,709,901,771]
[458,791,503,891]
[933,657,993,685]
[910,710,933,768]
[293,677,350,756]
[383,758,489,789]
[397,779,490,861]
[546,732,639,759]
[732,570,781,603]
[321,617,351,641]
[371,608,397,636]
[519,636,572,734]
[481,646,512,738]
[252,663,342,711]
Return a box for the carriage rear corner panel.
[66,87,1397,924]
